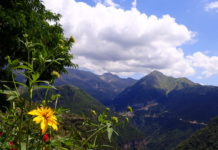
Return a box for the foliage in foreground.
[0,0,76,110]
[0,38,122,150]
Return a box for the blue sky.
[44,0,218,86]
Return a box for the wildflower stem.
[26,87,33,150]
[82,125,107,147]
[44,88,49,105]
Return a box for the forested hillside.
[110,71,218,149]
[173,117,218,150]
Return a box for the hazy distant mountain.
[111,70,218,150]
[100,72,136,93]
[54,69,136,104]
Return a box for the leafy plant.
[0,38,121,150]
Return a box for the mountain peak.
[102,72,119,78]
[139,71,196,92]
[149,70,164,76]
[100,72,120,82]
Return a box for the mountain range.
[52,69,218,149]
[54,69,136,104]
[110,70,218,149]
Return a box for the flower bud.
[42,100,46,105]
[91,110,97,116]
[127,106,133,112]
[111,116,119,124]
[69,36,75,43]
[59,45,65,50]
[105,107,110,111]
[23,34,28,38]
[59,39,65,44]
[8,141,14,146]
[125,117,129,123]
[51,71,60,78]
[43,134,49,143]
[0,132,4,136]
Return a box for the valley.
[52,69,218,149]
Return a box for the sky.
[43,0,218,86]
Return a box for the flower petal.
[41,119,48,135]
[28,109,40,116]
[28,106,58,134]
[33,116,43,124]
[51,123,58,130]
[48,119,58,130]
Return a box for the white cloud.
[92,0,119,7]
[205,1,218,11]
[104,0,119,7]
[187,52,218,77]
[43,0,196,77]
[132,0,137,8]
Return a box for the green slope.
[33,84,144,149]
[112,70,218,149]
[139,71,196,93]
[173,117,218,150]
[33,84,105,115]
[56,85,145,149]
[56,85,105,115]
[112,70,197,110]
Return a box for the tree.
[0,0,76,109]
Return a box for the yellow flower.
[28,107,58,134]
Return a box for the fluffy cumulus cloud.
[93,0,119,7]
[187,52,218,77]
[43,0,196,77]
[104,0,119,7]
[205,1,218,11]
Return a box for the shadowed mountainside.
[173,116,218,150]
[54,69,136,104]
[110,70,218,150]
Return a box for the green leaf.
[15,65,32,71]
[36,80,51,85]
[32,72,40,81]
[21,142,26,150]
[5,56,11,64]
[39,85,53,89]
[51,94,61,101]
[37,85,53,89]
[0,90,19,97]
[7,95,17,101]
[98,114,104,123]
[14,81,28,88]
[106,124,113,142]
